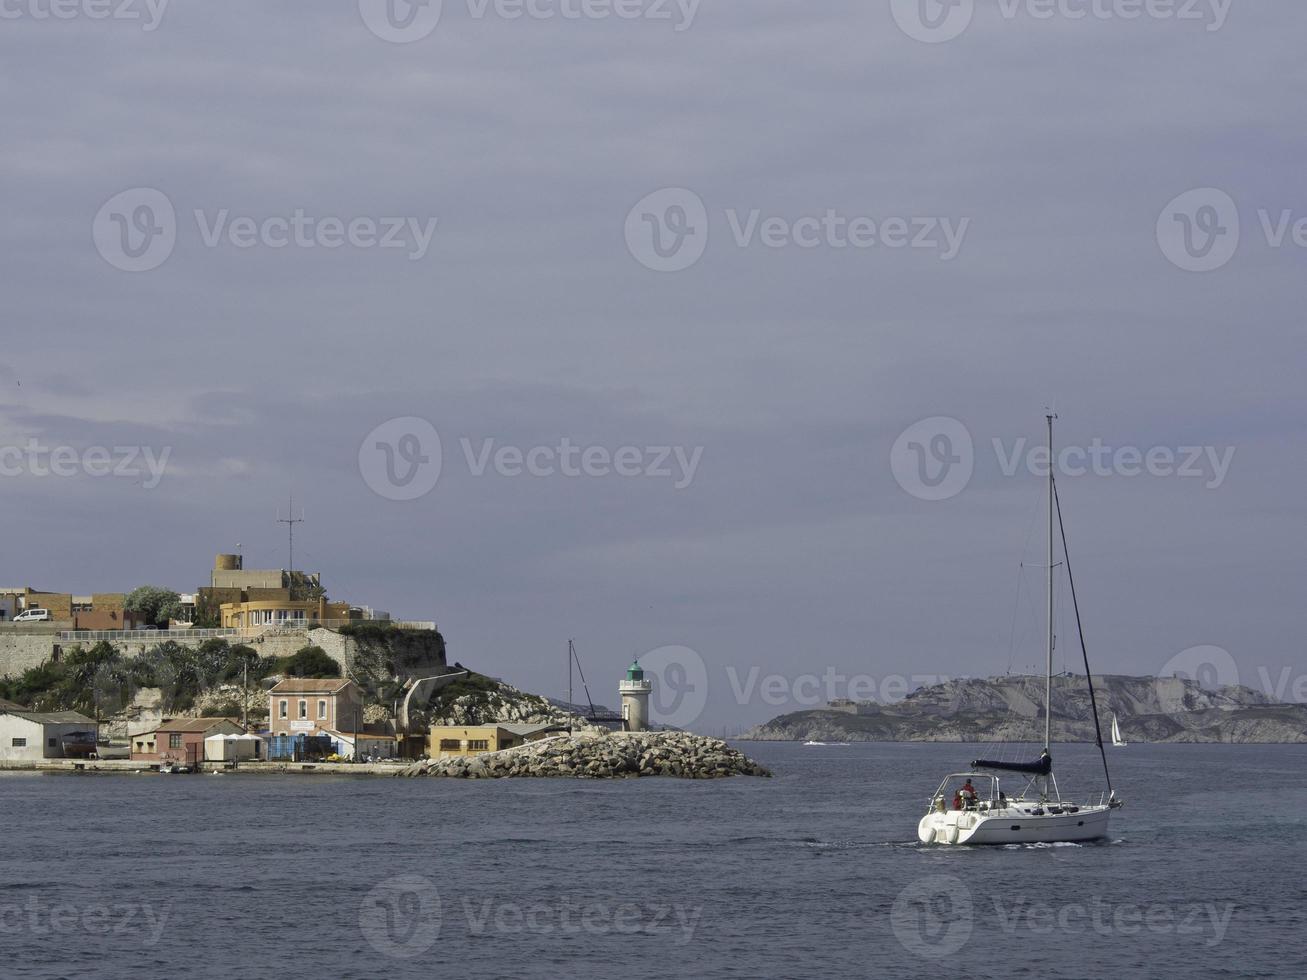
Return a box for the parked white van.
[13,608,51,622]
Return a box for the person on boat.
[952,790,963,810]
[960,779,978,807]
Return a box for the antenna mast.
[277,495,305,596]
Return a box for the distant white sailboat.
[1111,713,1127,747]
[917,413,1123,846]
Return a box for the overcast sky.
[1,0,1303,729]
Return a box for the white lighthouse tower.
[619,661,652,732]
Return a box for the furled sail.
[970,753,1052,775]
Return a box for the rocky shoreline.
[398,731,772,779]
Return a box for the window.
[467,740,490,752]
[279,700,288,718]
[47,737,57,747]
[439,739,461,751]
[11,737,26,748]
[318,700,327,720]
[169,734,183,749]
[298,700,307,719]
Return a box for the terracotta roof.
[269,678,355,694]
[154,717,245,734]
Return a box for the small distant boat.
[1111,713,1127,748]
[803,740,827,746]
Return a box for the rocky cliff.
[741,674,1307,743]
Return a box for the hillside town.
[0,552,658,773]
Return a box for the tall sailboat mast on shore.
[917,413,1123,845]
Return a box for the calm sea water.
[2,742,1304,979]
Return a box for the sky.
[1,0,1304,730]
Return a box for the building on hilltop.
[0,588,142,630]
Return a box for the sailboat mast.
[1045,412,1056,752]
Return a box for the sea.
[1,741,1304,980]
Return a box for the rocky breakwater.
[398,731,772,779]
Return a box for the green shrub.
[278,646,340,678]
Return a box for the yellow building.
[426,723,561,759]
[219,593,353,629]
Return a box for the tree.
[279,646,340,678]
[124,586,184,627]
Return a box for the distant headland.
[740,673,1307,744]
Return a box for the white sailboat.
[917,413,1123,846]
[1111,713,1127,747]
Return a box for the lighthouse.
[619,661,652,732]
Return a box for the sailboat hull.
[918,803,1113,846]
